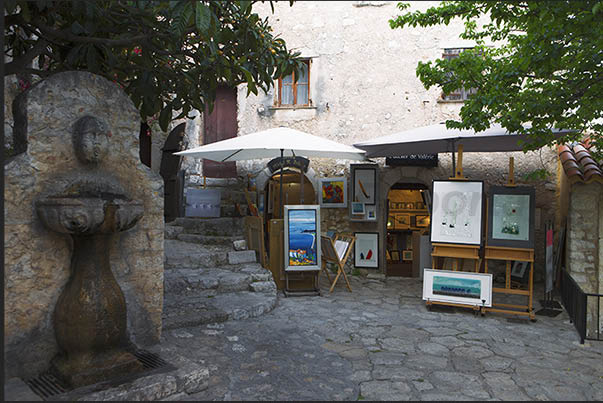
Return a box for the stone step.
[164,240,230,269]
[171,217,245,236]
[176,233,244,246]
[228,250,256,265]
[164,264,273,295]
[162,290,277,331]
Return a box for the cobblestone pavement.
[155,276,603,401]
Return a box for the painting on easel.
[430,180,483,245]
[284,205,321,271]
[487,186,535,249]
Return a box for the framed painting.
[284,205,321,271]
[422,269,493,307]
[510,260,530,283]
[351,202,365,215]
[394,213,410,230]
[402,250,413,261]
[416,215,430,228]
[351,164,377,205]
[430,180,484,245]
[354,232,379,269]
[320,177,347,208]
[390,250,400,261]
[365,204,377,221]
[487,186,535,249]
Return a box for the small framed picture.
[354,232,379,269]
[510,261,530,282]
[320,177,347,208]
[416,202,426,210]
[416,215,430,228]
[402,250,413,261]
[365,205,377,220]
[394,214,410,229]
[351,202,365,215]
[390,250,400,261]
[405,202,415,210]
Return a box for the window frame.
[276,59,311,107]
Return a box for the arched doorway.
[264,167,316,221]
[160,123,187,222]
[385,182,431,277]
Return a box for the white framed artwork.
[319,177,347,208]
[430,180,483,245]
[284,205,321,271]
[422,269,493,307]
[354,232,379,269]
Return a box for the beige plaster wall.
[4,71,164,378]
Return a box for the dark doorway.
[160,123,187,222]
[139,122,151,168]
[203,86,238,178]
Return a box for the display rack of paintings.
[483,185,536,320]
[354,232,379,269]
[430,180,483,274]
[320,177,347,208]
[350,164,379,222]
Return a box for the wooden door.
[160,123,186,222]
[203,86,237,178]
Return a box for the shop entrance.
[385,183,431,277]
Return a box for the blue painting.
[433,276,481,299]
[288,209,317,266]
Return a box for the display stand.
[483,157,536,320]
[284,271,320,297]
[428,145,484,314]
[320,234,355,293]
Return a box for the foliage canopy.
[5,0,303,131]
[390,1,603,153]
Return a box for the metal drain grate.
[133,349,169,369]
[24,350,169,399]
[25,372,69,399]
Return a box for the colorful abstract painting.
[320,178,347,208]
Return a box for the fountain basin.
[36,196,143,235]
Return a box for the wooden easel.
[483,157,536,320]
[431,145,481,274]
[320,233,355,293]
[428,145,483,313]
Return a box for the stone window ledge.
[269,105,317,111]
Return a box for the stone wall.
[4,71,164,378]
[565,181,602,338]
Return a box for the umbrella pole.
[280,149,284,218]
[300,168,304,204]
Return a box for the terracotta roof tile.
[558,140,603,184]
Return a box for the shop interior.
[386,183,431,277]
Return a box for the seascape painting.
[433,276,481,299]
[285,206,321,271]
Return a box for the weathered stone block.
[228,250,257,264]
[233,239,247,251]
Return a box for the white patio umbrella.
[175,126,366,208]
[354,122,573,174]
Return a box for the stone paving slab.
[156,276,603,401]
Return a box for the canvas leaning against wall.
[284,205,321,271]
[430,180,484,245]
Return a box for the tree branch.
[4,39,49,76]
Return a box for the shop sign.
[386,154,438,167]
[268,156,310,173]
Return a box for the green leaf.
[195,2,211,32]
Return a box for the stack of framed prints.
[349,164,379,222]
[430,180,483,273]
[483,185,536,320]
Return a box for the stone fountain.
[35,115,146,387]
